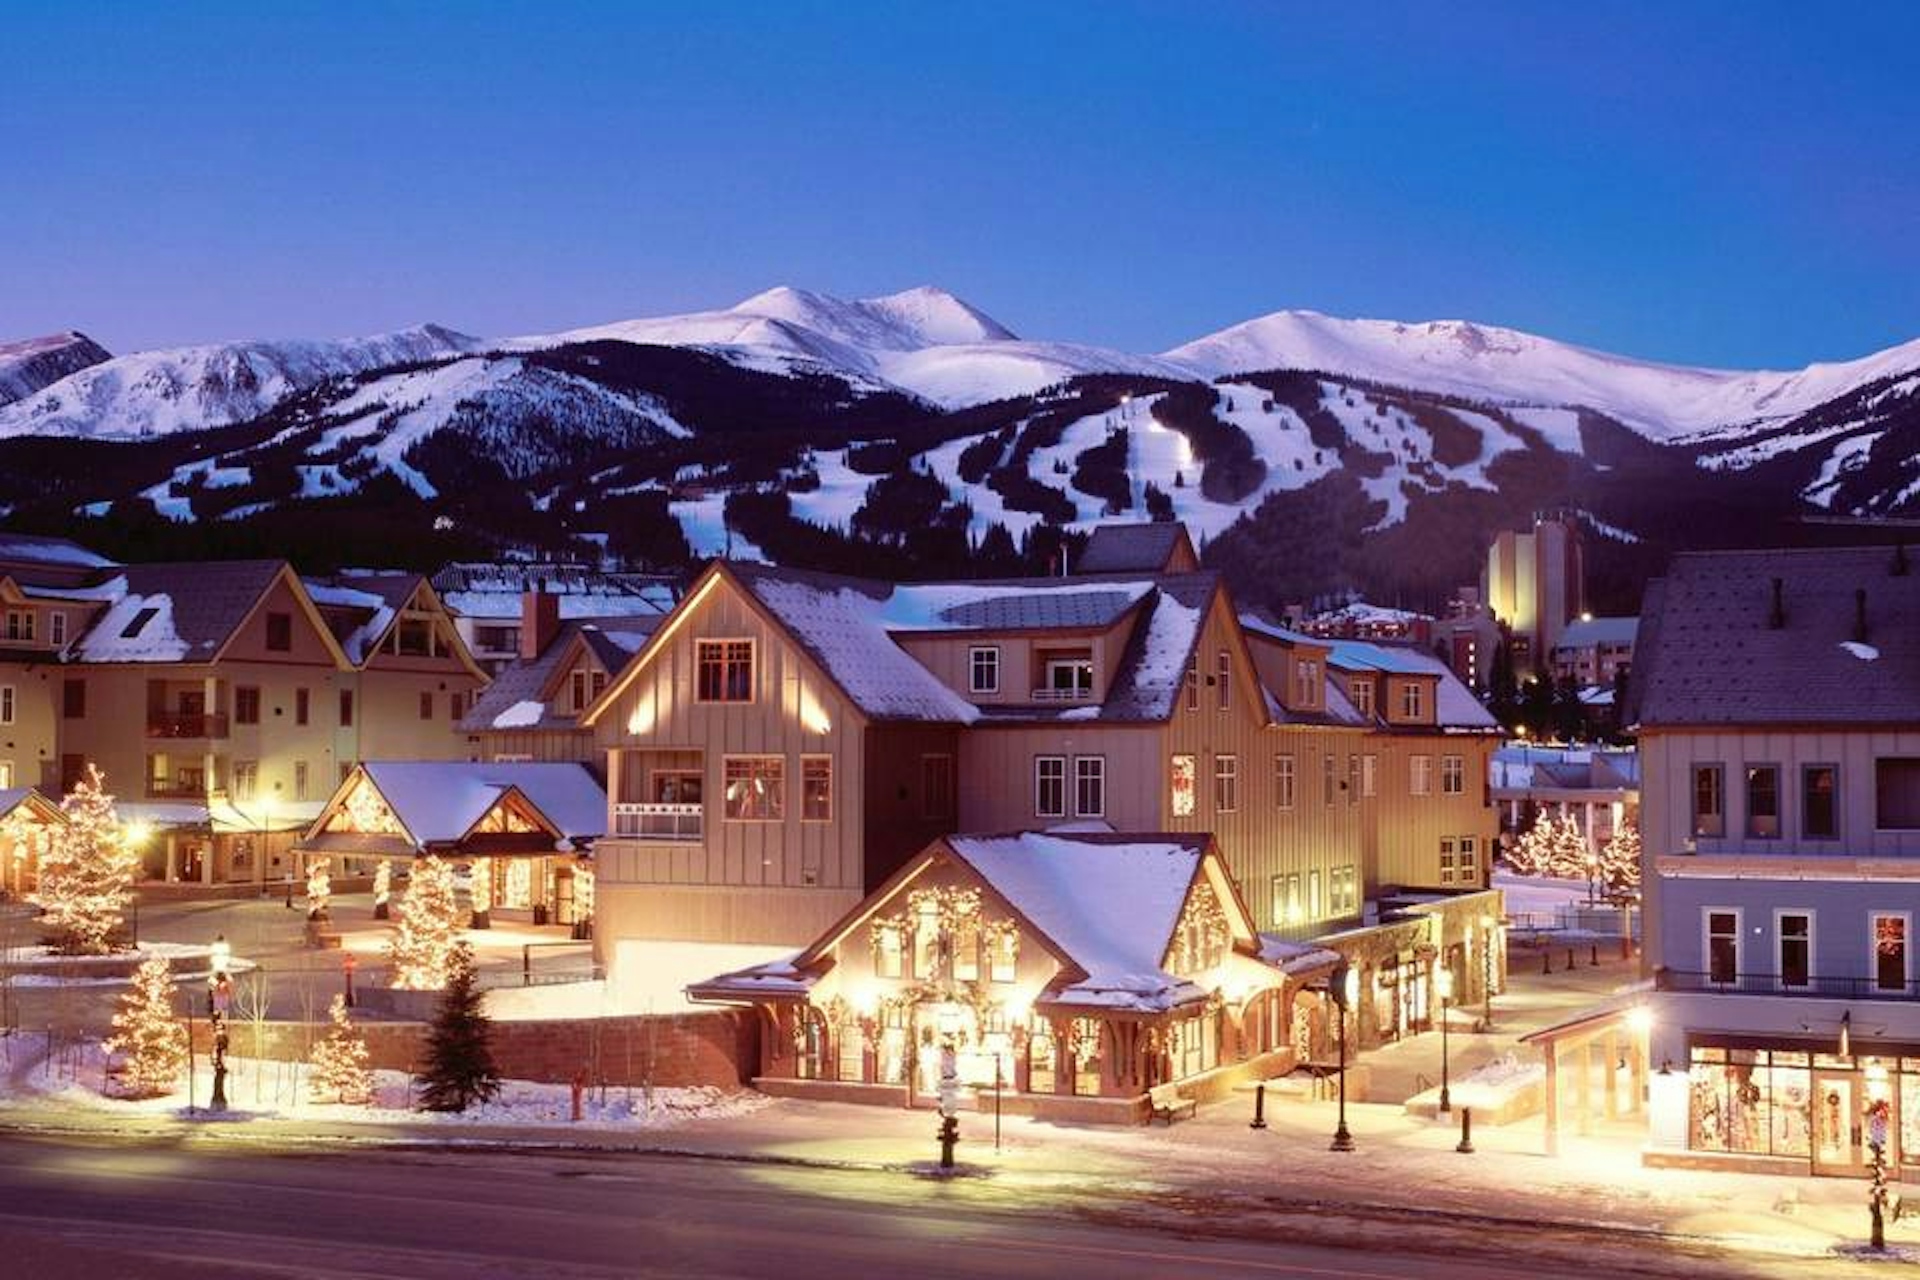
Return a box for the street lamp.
[1436,967,1454,1114]
[1330,964,1358,1152]
[208,934,234,1112]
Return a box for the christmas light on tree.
[105,956,186,1097]
[388,854,461,990]
[469,859,491,929]
[306,856,332,922]
[1600,819,1642,896]
[308,994,373,1104]
[1506,810,1556,876]
[29,765,141,955]
[372,859,392,920]
[1549,813,1592,880]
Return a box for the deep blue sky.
[6,2,1917,368]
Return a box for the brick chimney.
[521,591,560,660]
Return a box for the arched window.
[1028,1023,1056,1095]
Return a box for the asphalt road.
[0,1130,1820,1280]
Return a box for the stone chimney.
[521,591,560,660]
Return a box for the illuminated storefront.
[1686,1039,1917,1175]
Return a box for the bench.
[1148,1082,1197,1124]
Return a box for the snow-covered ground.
[4,941,258,987]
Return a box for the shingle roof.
[0,533,117,573]
[1554,616,1639,649]
[355,761,606,845]
[1634,545,1920,726]
[462,619,653,733]
[69,561,287,664]
[1075,522,1193,574]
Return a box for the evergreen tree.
[308,994,374,1104]
[1601,819,1642,897]
[1507,809,1557,876]
[417,944,500,1113]
[372,859,392,920]
[1547,812,1594,880]
[30,765,141,955]
[306,856,331,922]
[106,957,186,1098]
[388,855,462,990]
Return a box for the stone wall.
[191,1009,756,1090]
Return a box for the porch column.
[1576,1040,1592,1136]
[1603,1030,1619,1120]
[1544,1043,1561,1156]
[606,748,623,818]
[164,837,179,883]
[202,837,215,886]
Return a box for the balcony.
[146,779,209,801]
[612,802,703,841]
[1656,969,1920,1002]
[147,711,230,740]
[1030,686,1095,703]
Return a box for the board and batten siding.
[895,619,1133,708]
[1365,735,1498,891]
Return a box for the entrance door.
[1813,1072,1865,1175]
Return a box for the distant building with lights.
[1484,513,1587,678]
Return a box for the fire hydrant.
[571,1071,586,1123]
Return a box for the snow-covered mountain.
[0,324,479,438]
[1165,310,1920,440]
[0,331,112,406]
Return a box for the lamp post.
[1436,967,1454,1114]
[1330,964,1357,1152]
[208,934,233,1112]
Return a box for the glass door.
[1812,1072,1864,1175]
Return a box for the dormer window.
[697,639,754,703]
[1293,659,1320,707]
[1349,678,1373,718]
[5,610,34,643]
[1036,651,1093,702]
[1400,680,1426,720]
[968,645,1000,695]
[48,612,65,646]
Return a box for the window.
[1294,660,1319,707]
[450,691,465,720]
[1274,754,1296,809]
[265,611,292,652]
[1073,756,1105,819]
[4,610,33,641]
[1441,755,1465,796]
[1185,658,1199,712]
[1216,649,1231,711]
[62,678,85,719]
[1330,866,1358,914]
[1361,754,1377,798]
[1776,911,1812,989]
[1410,754,1433,797]
[0,685,11,725]
[48,612,65,646]
[1692,764,1724,837]
[339,689,355,727]
[591,670,607,701]
[294,760,309,802]
[1874,914,1910,993]
[1440,837,1457,885]
[418,691,434,720]
[1170,754,1196,817]
[1213,754,1238,813]
[913,900,941,979]
[1041,656,1093,699]
[968,646,1000,695]
[1459,836,1478,883]
[696,639,754,703]
[921,754,955,819]
[802,756,832,822]
[1706,909,1740,984]
[1307,870,1323,919]
[1347,755,1360,806]
[1323,754,1336,806]
[953,916,980,982]
[1271,873,1302,924]
[990,928,1017,983]
[232,760,258,802]
[569,669,589,711]
[294,687,310,726]
[1349,678,1373,718]
[1400,681,1425,720]
[722,756,784,820]
[1035,756,1067,818]
[1743,764,1780,838]
[235,687,261,726]
[876,924,904,979]
[0,762,11,788]
[1875,758,1920,830]
[1802,765,1838,839]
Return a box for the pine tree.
[105,957,186,1098]
[30,765,141,955]
[372,859,392,920]
[306,856,331,922]
[388,855,462,990]
[417,944,500,1113]
[1601,819,1642,896]
[1507,809,1557,876]
[308,994,373,1105]
[1547,812,1593,880]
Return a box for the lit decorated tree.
[371,859,392,920]
[308,994,373,1104]
[572,857,595,939]
[1547,812,1593,880]
[105,956,186,1097]
[30,765,141,955]
[1600,819,1642,896]
[417,943,500,1113]
[306,856,332,922]
[468,859,491,929]
[1506,810,1557,876]
[388,854,461,990]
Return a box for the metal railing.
[146,779,209,800]
[1656,969,1920,1002]
[147,712,229,739]
[612,802,703,840]
[1030,686,1095,702]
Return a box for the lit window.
[722,756,784,820]
[802,756,832,822]
[1170,754,1197,817]
[696,640,754,703]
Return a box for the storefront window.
[837,1022,866,1083]
[1073,1018,1104,1096]
[1902,1059,1920,1166]
[878,1007,909,1085]
[1028,1025,1055,1095]
[1688,1046,1813,1157]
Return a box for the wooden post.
[1575,1039,1592,1136]
[1603,1030,1619,1120]
[1544,1043,1561,1156]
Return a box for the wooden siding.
[1365,734,1498,891]
[894,620,1131,708]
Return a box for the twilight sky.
[5,2,1917,368]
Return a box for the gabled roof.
[305,573,486,676]
[431,561,678,620]
[462,619,654,734]
[0,787,63,826]
[1075,522,1197,574]
[1327,638,1498,732]
[309,761,606,849]
[64,561,349,667]
[1554,615,1639,650]
[1635,545,1920,727]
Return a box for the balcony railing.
[1030,686,1095,703]
[146,780,209,800]
[1656,968,1920,1002]
[147,712,229,740]
[612,802,703,841]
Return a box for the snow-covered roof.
[1325,638,1434,676]
[0,533,116,570]
[64,561,290,665]
[1075,523,1195,574]
[1327,639,1498,731]
[1553,615,1639,650]
[462,619,655,734]
[430,561,677,620]
[1308,600,1433,627]
[0,787,61,824]
[304,579,397,666]
[947,832,1214,1012]
[1256,934,1343,976]
[354,761,607,846]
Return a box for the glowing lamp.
[123,820,154,847]
[1625,1005,1652,1037]
[1435,968,1454,1001]
[210,934,233,977]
